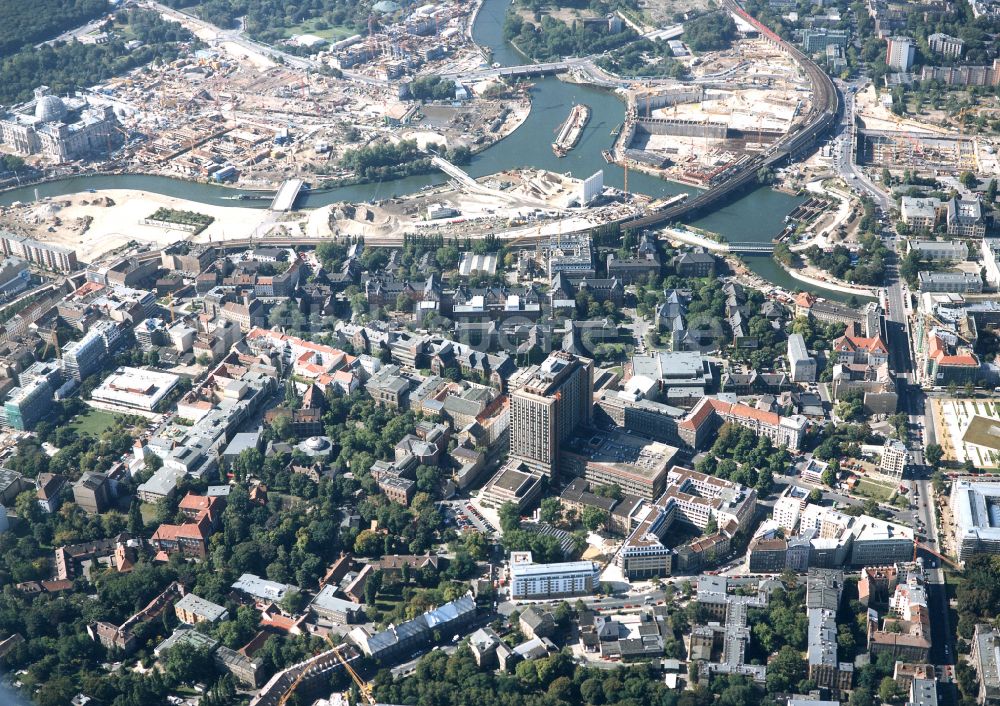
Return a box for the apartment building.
[928,32,963,57]
[788,333,817,383]
[174,593,228,625]
[508,551,601,600]
[616,467,757,579]
[806,570,853,693]
[509,351,593,478]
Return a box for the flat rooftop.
[563,430,678,481]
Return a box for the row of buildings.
[749,495,915,572]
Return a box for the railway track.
[128,1,837,261]
[621,0,839,230]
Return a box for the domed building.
[295,435,334,459]
[34,94,67,123]
[0,85,120,162]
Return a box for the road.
[145,0,318,71]
[37,17,109,48]
[831,80,892,212]
[831,108,954,663]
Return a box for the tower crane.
[326,636,375,705]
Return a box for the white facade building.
[91,367,181,412]
[952,480,1000,561]
[788,333,817,383]
[879,439,909,482]
[509,551,600,600]
[982,239,1000,289]
[886,37,915,71]
[774,496,803,532]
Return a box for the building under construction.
[858,128,977,171]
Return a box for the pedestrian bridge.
[440,58,587,81]
[726,242,775,254]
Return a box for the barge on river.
[552,103,590,157]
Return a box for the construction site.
[610,37,813,186]
[12,0,532,190]
[323,166,641,245]
[853,83,1000,177]
[0,165,638,264]
[858,129,979,173]
[93,49,527,189]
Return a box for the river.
[0,0,861,301]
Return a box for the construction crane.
[277,667,308,706]
[326,637,375,705]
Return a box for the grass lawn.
[944,569,963,601]
[140,502,160,525]
[890,493,910,509]
[70,409,120,437]
[277,20,357,41]
[855,478,894,502]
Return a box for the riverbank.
[660,226,726,252]
[776,258,879,297]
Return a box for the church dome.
[34,95,66,123]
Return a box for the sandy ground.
[855,85,951,135]
[402,130,450,150]
[17,189,270,263]
[653,87,800,132]
[220,41,277,70]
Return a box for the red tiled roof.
[678,397,721,431]
[833,325,888,356]
[678,397,781,431]
[151,518,209,543]
[727,402,780,426]
[928,333,979,367]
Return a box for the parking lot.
[441,499,496,535]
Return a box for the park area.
[69,408,121,437]
[933,398,1000,469]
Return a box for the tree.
[987,178,998,205]
[766,645,806,693]
[931,470,947,494]
[499,502,521,534]
[271,411,294,441]
[232,447,264,482]
[581,506,608,532]
[354,529,381,556]
[704,514,718,534]
[821,466,838,487]
[807,488,823,503]
[285,380,301,408]
[14,489,42,525]
[280,589,306,615]
[539,497,562,525]
[879,676,905,703]
[128,500,144,534]
[162,645,213,686]
[850,687,874,706]
[593,483,622,500]
[925,443,944,467]
[960,171,979,190]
